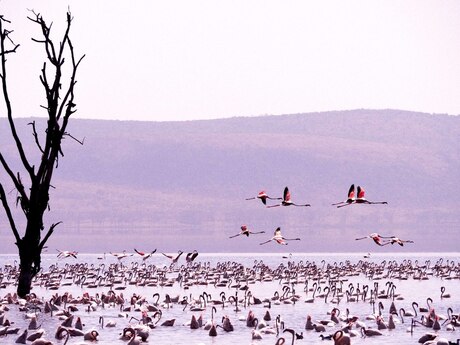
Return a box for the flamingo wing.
[283,187,291,202]
[357,186,365,199]
[348,184,355,198]
[135,248,145,256]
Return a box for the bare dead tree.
[0,11,84,297]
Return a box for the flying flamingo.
[229,225,265,238]
[186,250,199,262]
[332,184,356,208]
[57,250,78,259]
[245,190,282,205]
[110,250,133,260]
[355,186,388,205]
[267,187,311,208]
[134,249,157,260]
[259,227,300,245]
[162,250,184,264]
[387,237,414,246]
[355,233,391,246]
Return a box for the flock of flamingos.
[0,185,458,345]
[238,185,413,247]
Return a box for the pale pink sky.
[1,0,460,121]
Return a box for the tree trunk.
[17,257,34,297]
[17,238,41,298]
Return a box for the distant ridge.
[0,109,459,253]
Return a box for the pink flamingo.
[267,187,310,208]
[245,190,282,205]
[388,237,414,246]
[355,186,387,205]
[355,233,391,246]
[229,225,265,238]
[259,227,300,245]
[186,250,199,262]
[162,250,184,263]
[134,249,157,260]
[57,250,78,259]
[110,250,133,260]
[332,184,355,208]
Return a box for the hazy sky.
[1,0,460,121]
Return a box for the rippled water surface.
[1,252,459,345]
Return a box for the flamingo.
[134,249,157,260]
[110,250,132,260]
[219,316,234,332]
[361,327,383,336]
[245,190,282,205]
[387,237,414,246]
[15,329,28,344]
[440,287,451,299]
[162,250,184,264]
[83,330,99,341]
[282,328,299,344]
[56,250,78,259]
[333,330,351,345]
[229,225,265,238]
[30,339,54,345]
[267,186,311,208]
[355,186,388,205]
[332,184,356,208]
[355,233,391,246]
[186,250,199,262]
[259,227,300,246]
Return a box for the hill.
[0,109,459,253]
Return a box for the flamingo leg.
[337,203,353,208]
[259,240,272,245]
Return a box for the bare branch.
[0,152,30,207]
[39,221,62,250]
[1,18,35,179]
[0,182,21,244]
[28,121,45,154]
[64,132,85,145]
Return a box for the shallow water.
[0,252,459,345]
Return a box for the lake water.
[0,252,459,344]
